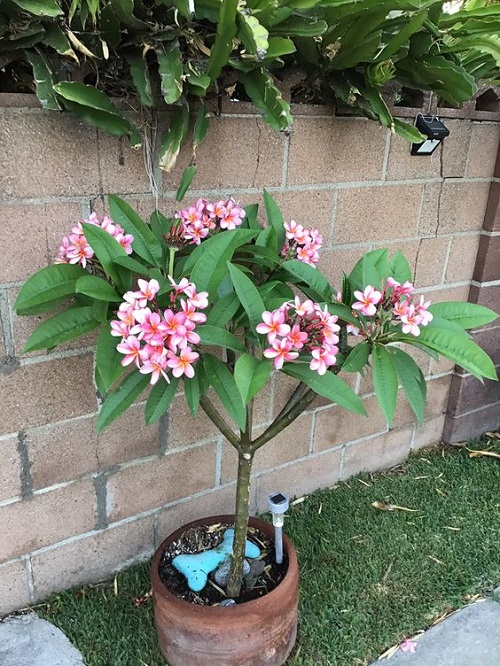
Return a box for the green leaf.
[25,49,61,110]
[95,326,127,394]
[238,68,292,131]
[204,354,247,431]
[238,9,269,58]
[160,104,190,172]
[342,341,369,373]
[282,364,366,415]
[206,293,241,327]
[184,375,200,416]
[282,260,333,301]
[108,195,163,267]
[189,230,258,296]
[266,36,296,59]
[270,16,327,37]
[15,264,87,316]
[145,376,179,424]
[156,44,183,104]
[428,302,498,330]
[375,10,428,62]
[98,371,150,432]
[263,189,285,251]
[404,326,497,380]
[390,250,412,283]
[234,354,272,405]
[388,346,427,424]
[81,223,130,290]
[227,262,266,332]
[42,24,77,60]
[372,344,399,426]
[193,104,210,149]
[76,275,122,302]
[23,306,100,353]
[393,118,427,144]
[197,324,246,353]
[243,203,260,230]
[126,52,154,107]
[207,0,239,82]
[54,82,141,148]
[11,0,62,16]
[176,166,197,202]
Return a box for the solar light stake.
[267,492,289,565]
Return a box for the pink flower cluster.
[352,278,433,337]
[175,198,245,245]
[111,278,208,385]
[55,213,134,268]
[256,296,340,374]
[281,221,323,267]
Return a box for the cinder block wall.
[0,94,499,615]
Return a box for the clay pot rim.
[151,514,298,616]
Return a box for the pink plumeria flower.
[167,347,199,378]
[137,279,160,302]
[169,276,195,298]
[139,349,169,385]
[309,347,337,375]
[66,236,94,268]
[116,336,145,368]
[400,304,423,336]
[296,245,317,267]
[416,295,433,326]
[110,319,130,338]
[163,309,188,348]
[393,300,409,319]
[352,285,383,316]
[181,299,207,324]
[287,324,308,349]
[346,324,360,336]
[256,310,291,343]
[400,639,417,653]
[263,339,299,370]
[188,290,209,310]
[293,296,315,317]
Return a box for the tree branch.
[250,387,316,453]
[200,395,241,451]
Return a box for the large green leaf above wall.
[1,0,499,178]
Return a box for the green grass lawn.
[38,439,500,666]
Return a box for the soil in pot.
[158,521,289,605]
[151,515,299,666]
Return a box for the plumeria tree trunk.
[227,449,254,598]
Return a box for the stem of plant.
[227,403,254,599]
[168,247,176,277]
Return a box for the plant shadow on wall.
[15,192,498,665]
[2,0,500,184]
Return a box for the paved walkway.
[1,592,500,665]
[0,614,84,666]
[377,592,500,665]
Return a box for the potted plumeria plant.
[16,192,497,666]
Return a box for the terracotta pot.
[151,514,299,666]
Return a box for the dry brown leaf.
[428,555,446,566]
[485,431,500,439]
[468,449,500,460]
[291,496,305,506]
[414,475,430,480]
[113,575,118,597]
[444,526,460,531]
[435,488,447,497]
[372,501,418,513]
[207,523,222,533]
[358,479,371,487]
[378,644,400,660]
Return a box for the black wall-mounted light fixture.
[411,114,450,156]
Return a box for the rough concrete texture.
[0,613,84,666]
[378,597,500,665]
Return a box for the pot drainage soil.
[158,522,288,606]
